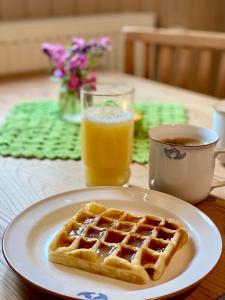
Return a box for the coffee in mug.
[159,137,205,146]
[149,125,225,204]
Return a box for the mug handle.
[211,148,225,190]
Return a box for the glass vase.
[59,86,81,123]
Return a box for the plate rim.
[2,186,223,300]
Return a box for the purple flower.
[99,36,110,50]
[42,37,110,92]
[67,74,81,91]
[85,39,98,51]
[68,54,88,71]
[53,68,65,78]
[42,42,69,68]
[72,37,85,52]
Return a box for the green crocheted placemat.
[0,101,187,164]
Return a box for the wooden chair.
[123,26,225,98]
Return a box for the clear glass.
[59,84,81,124]
[81,83,134,186]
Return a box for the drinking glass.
[81,83,134,186]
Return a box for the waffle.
[48,202,188,284]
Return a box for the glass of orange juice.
[81,84,134,186]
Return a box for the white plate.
[2,187,222,300]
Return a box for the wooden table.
[0,72,224,300]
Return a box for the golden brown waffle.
[48,202,188,284]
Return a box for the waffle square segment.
[48,202,188,284]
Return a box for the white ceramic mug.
[213,101,225,164]
[149,124,225,204]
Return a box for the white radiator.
[0,13,156,76]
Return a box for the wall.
[141,0,225,31]
[0,0,224,32]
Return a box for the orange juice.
[82,107,134,186]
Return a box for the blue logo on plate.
[77,291,108,300]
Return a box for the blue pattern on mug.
[164,146,186,160]
[77,291,108,300]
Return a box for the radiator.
[0,13,156,76]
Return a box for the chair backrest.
[123,26,225,98]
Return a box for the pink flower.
[42,42,68,68]
[83,72,96,85]
[67,74,81,91]
[42,37,110,91]
[68,54,88,71]
[72,37,85,52]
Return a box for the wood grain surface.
[0,72,224,300]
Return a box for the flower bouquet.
[42,36,110,123]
